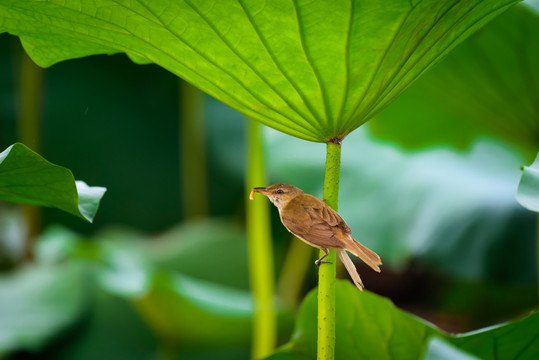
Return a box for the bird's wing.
[280,200,311,236]
[303,194,351,234]
[281,194,350,249]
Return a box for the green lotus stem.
[17,49,43,260]
[317,140,341,360]
[246,119,276,359]
[180,80,208,218]
[277,236,314,307]
[156,340,178,360]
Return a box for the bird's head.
[251,183,303,210]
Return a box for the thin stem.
[246,119,276,359]
[537,212,539,304]
[317,141,341,360]
[277,236,314,308]
[17,49,44,261]
[155,340,179,360]
[180,80,208,219]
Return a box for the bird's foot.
[315,259,333,267]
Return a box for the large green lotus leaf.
[148,220,249,289]
[0,261,90,355]
[0,143,106,222]
[66,221,293,347]
[33,224,258,354]
[0,0,518,142]
[449,310,539,360]
[100,260,289,348]
[40,288,159,360]
[94,219,250,290]
[266,281,539,360]
[134,271,254,347]
[33,227,250,360]
[424,337,480,360]
[265,127,535,282]
[516,151,539,211]
[370,3,539,153]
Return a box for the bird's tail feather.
[348,238,382,273]
[338,250,364,290]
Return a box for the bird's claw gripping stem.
[315,259,333,267]
[315,250,331,267]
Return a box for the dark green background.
[1,33,246,233]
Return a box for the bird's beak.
[250,187,270,200]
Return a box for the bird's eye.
[276,189,284,194]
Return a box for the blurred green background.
[1,2,538,359]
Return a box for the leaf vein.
[184,0,320,135]
[335,0,354,133]
[132,0,316,136]
[291,0,330,128]
[362,0,476,120]
[362,1,516,122]
[340,0,418,133]
[10,0,313,138]
[513,329,539,359]
[237,0,325,132]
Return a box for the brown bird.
[250,183,381,290]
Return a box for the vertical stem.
[155,341,178,360]
[246,119,276,359]
[17,50,44,261]
[537,213,539,303]
[317,140,341,360]
[277,236,313,308]
[179,80,208,219]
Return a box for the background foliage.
[0,1,538,359]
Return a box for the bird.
[250,183,381,290]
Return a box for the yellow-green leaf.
[0,0,519,142]
[0,143,106,222]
